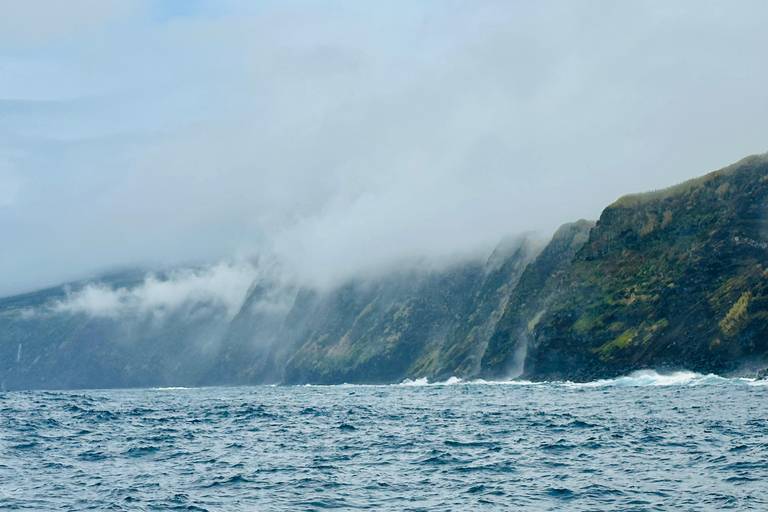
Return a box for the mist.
[1,0,766,297]
[42,261,259,320]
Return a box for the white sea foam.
[459,370,763,388]
[399,377,429,386]
[397,376,465,386]
[558,370,759,388]
[298,370,765,389]
[741,378,768,387]
[564,370,695,388]
[468,378,538,386]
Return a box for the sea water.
[0,371,765,511]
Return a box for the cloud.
[0,160,22,206]
[47,261,259,319]
[0,1,766,295]
[0,1,137,48]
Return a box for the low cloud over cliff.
[45,261,259,320]
[0,1,766,295]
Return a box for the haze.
[1,0,766,297]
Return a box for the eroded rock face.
[480,220,595,379]
[514,155,768,381]
[0,155,765,390]
[0,269,239,390]
[280,235,541,385]
[254,154,768,384]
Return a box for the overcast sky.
[1,0,766,296]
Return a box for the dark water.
[1,371,765,511]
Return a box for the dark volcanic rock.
[1,154,765,390]
[281,236,540,384]
[517,154,768,381]
[481,220,594,379]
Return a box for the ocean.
[1,371,765,511]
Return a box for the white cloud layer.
[48,262,259,319]
[0,0,766,295]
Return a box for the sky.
[1,0,766,297]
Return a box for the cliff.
[0,154,765,389]
[0,270,235,390]
[489,154,767,381]
[279,236,540,384]
[481,220,595,378]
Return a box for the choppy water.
[1,371,766,511]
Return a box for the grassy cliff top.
[610,153,768,209]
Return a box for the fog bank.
[1,1,766,295]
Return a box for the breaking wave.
[397,370,767,388]
[561,370,768,388]
[399,376,462,386]
[296,370,766,389]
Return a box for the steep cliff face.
[202,278,300,385]
[0,237,538,389]
[282,264,484,384]
[480,220,594,378]
[281,236,539,384]
[519,154,768,380]
[0,270,235,390]
[1,155,765,390]
[406,237,541,380]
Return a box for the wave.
[566,370,768,388]
[304,376,465,387]
[293,370,767,389]
[397,370,768,388]
[476,370,768,388]
[563,370,710,388]
[399,376,461,386]
[467,378,539,386]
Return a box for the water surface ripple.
[1,372,766,511]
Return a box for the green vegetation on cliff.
[481,220,594,378]
[502,154,768,381]
[281,237,540,384]
[0,154,765,389]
